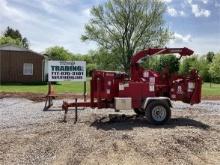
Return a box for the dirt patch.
[201,95,220,100]
[1,92,220,102]
[0,92,86,102]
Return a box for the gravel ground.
[0,98,220,165]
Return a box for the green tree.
[79,54,95,64]
[3,26,29,48]
[45,46,72,60]
[141,56,160,71]
[179,55,214,82]
[0,36,23,47]
[179,56,199,74]
[91,49,121,70]
[130,54,179,73]
[4,26,22,39]
[198,57,210,82]
[157,55,180,73]
[209,53,220,83]
[206,51,215,63]
[86,63,97,76]
[82,0,171,73]
[72,53,98,75]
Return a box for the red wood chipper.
[62,47,202,124]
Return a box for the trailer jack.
[62,98,78,123]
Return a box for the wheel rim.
[152,106,167,122]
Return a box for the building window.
[23,63,33,75]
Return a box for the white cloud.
[82,8,91,18]
[0,0,217,55]
[200,0,208,4]
[173,33,192,43]
[0,0,28,22]
[179,11,186,16]
[191,4,211,17]
[169,36,220,55]
[41,1,56,13]
[0,0,97,54]
[161,0,173,3]
[167,7,186,17]
[186,0,208,4]
[167,7,178,16]
[187,0,193,4]
[186,0,211,17]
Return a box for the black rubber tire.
[134,108,145,116]
[145,100,171,125]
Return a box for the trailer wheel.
[145,100,171,125]
[133,108,145,116]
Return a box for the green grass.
[1,81,220,97]
[202,83,220,97]
[0,81,90,94]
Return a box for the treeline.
[45,46,220,83]
[142,53,220,83]
[1,27,219,83]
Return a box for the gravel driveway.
[0,98,220,165]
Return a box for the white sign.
[48,61,86,81]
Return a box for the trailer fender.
[142,97,172,110]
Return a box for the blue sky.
[0,0,219,55]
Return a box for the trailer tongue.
[62,47,202,124]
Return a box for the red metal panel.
[118,82,155,108]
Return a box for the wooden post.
[44,81,56,111]
[83,81,86,101]
[44,82,52,111]
[48,81,52,94]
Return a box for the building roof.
[0,44,45,57]
[0,44,28,51]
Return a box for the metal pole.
[63,109,68,123]
[90,79,94,107]
[74,98,78,123]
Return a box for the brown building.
[0,44,47,83]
